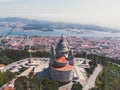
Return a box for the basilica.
[49,35,74,84]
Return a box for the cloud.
[0,0,120,28]
[0,0,15,2]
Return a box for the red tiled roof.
[52,64,73,71]
[0,64,5,68]
[56,57,68,63]
[2,87,15,90]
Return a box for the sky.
[0,0,120,28]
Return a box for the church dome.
[56,35,69,52]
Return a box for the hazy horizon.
[0,0,120,29]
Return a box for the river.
[0,26,120,37]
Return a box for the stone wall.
[50,67,73,83]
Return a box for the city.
[0,0,120,90]
[1,36,120,60]
[0,35,102,90]
[0,35,120,90]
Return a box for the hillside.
[95,64,120,90]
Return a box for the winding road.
[83,64,103,90]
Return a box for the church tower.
[49,44,56,66]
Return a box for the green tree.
[14,76,29,90]
[0,71,15,87]
[42,78,59,90]
[71,82,83,90]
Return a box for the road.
[74,65,87,87]
[83,64,103,90]
[1,59,28,72]
[0,58,49,72]
[18,67,33,77]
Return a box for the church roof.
[2,87,15,90]
[51,64,73,71]
[0,64,5,68]
[56,56,68,63]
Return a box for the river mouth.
[0,27,120,38]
